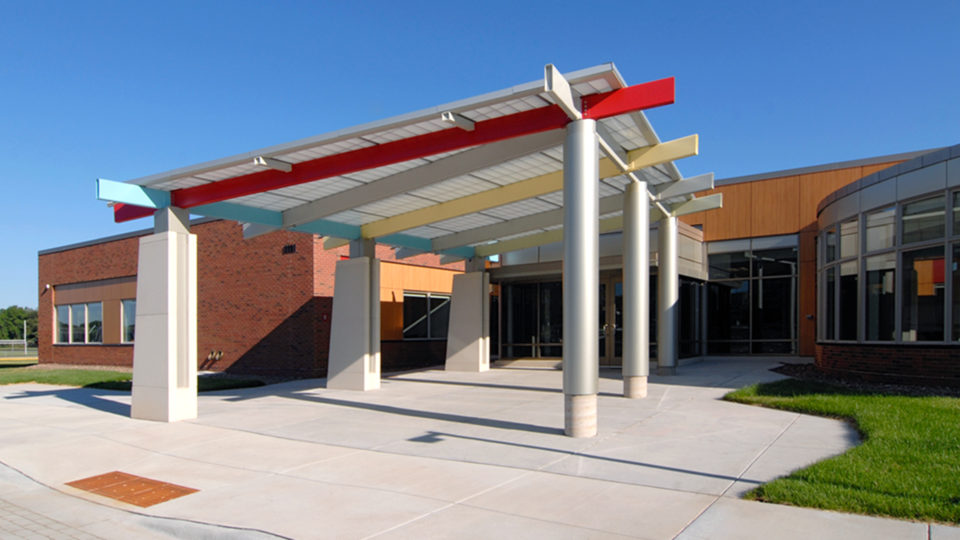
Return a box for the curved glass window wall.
[819,190,960,343]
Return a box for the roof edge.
[38,217,221,256]
[128,63,625,188]
[715,147,942,186]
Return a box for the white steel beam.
[670,193,723,216]
[324,237,350,250]
[544,64,582,120]
[241,222,279,240]
[653,172,714,201]
[253,156,293,173]
[282,130,564,228]
[441,111,476,131]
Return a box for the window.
[55,302,103,344]
[825,227,837,262]
[87,303,102,343]
[402,292,450,339]
[122,299,136,343]
[901,246,944,341]
[902,195,944,245]
[839,261,858,340]
[953,243,960,341]
[954,192,960,236]
[824,267,836,340]
[865,206,895,252]
[865,253,895,341]
[56,305,69,344]
[707,240,797,354]
[839,219,858,259]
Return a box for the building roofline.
[715,147,943,186]
[38,217,221,256]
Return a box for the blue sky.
[1,1,958,308]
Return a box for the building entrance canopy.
[97,64,716,259]
[95,63,720,437]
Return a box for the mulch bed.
[773,362,960,397]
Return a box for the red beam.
[114,76,678,220]
[170,106,572,209]
[581,77,675,120]
[114,203,155,222]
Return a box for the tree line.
[0,306,38,345]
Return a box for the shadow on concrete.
[414,430,762,485]
[385,376,622,398]
[4,388,130,417]
[279,391,562,436]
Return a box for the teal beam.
[379,233,475,259]
[98,178,472,258]
[191,202,284,227]
[97,178,170,208]
[439,245,477,259]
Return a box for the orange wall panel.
[378,261,460,340]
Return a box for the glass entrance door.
[600,276,622,366]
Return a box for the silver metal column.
[622,181,649,397]
[562,119,599,438]
[657,215,679,375]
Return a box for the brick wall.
[38,234,140,364]
[39,220,465,378]
[195,221,323,377]
[816,343,960,387]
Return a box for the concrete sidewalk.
[0,357,956,539]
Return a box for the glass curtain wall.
[502,281,562,358]
[707,237,798,354]
[501,274,703,360]
[819,191,957,344]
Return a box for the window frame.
[402,291,451,341]
[121,299,136,344]
[55,302,103,345]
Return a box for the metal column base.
[623,376,648,399]
[564,394,597,438]
[657,366,677,376]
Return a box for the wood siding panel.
[682,182,753,242]
[750,176,799,236]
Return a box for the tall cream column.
[131,207,198,422]
[327,238,381,390]
[445,257,490,372]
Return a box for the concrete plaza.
[0,357,957,539]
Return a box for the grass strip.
[725,379,960,524]
[0,367,264,392]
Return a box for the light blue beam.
[96,178,171,208]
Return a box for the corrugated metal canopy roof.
[102,63,709,260]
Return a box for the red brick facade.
[38,220,462,378]
[815,343,960,387]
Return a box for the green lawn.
[0,367,264,392]
[725,379,960,524]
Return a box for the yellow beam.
[626,134,698,173]
[362,170,564,239]
[361,134,698,240]
[473,215,624,257]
